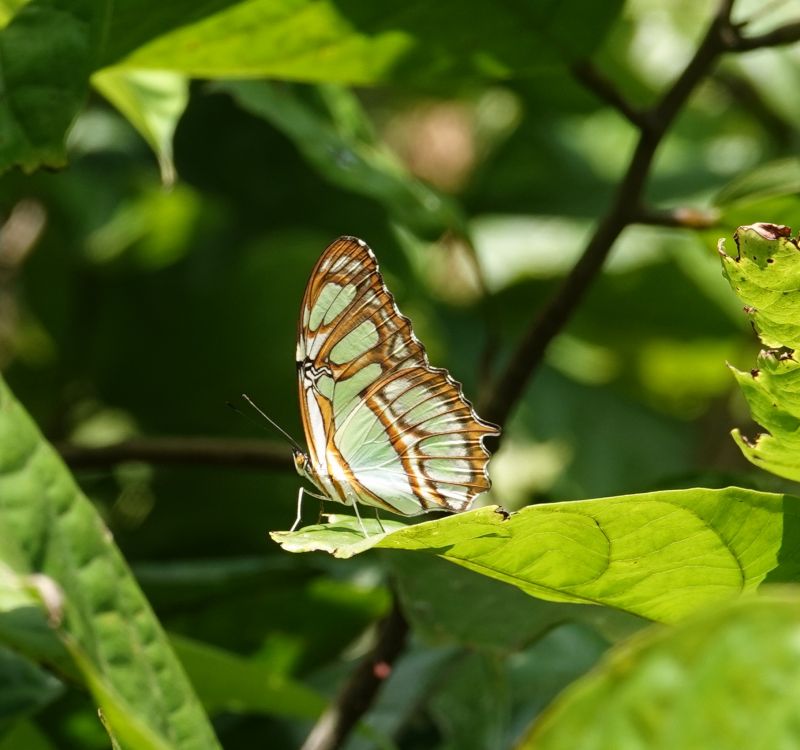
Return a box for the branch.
[633,206,721,229]
[57,436,294,471]
[300,595,409,750]
[479,0,737,428]
[730,19,800,50]
[571,61,648,129]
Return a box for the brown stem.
[300,595,409,750]
[57,437,294,471]
[731,19,800,50]
[571,61,647,129]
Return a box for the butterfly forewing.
[297,236,498,515]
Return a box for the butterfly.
[292,236,499,531]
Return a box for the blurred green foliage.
[1,0,800,748]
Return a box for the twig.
[300,594,409,750]
[633,206,721,229]
[479,0,800,428]
[57,437,294,471]
[571,61,648,129]
[731,19,800,49]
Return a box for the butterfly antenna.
[240,393,305,453]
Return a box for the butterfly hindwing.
[297,236,498,515]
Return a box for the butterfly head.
[292,449,313,480]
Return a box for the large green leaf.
[517,591,800,750]
[0,376,221,750]
[719,223,800,480]
[116,0,623,84]
[272,487,798,624]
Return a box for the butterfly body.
[295,236,498,517]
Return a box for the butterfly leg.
[351,499,369,538]
[291,486,305,532]
[374,508,385,533]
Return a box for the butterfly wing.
[297,236,498,514]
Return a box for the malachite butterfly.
[292,236,499,525]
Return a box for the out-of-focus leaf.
[0,376,221,750]
[0,566,66,668]
[714,157,800,208]
[170,634,325,719]
[730,350,800,482]
[0,0,98,172]
[518,591,800,750]
[0,645,63,737]
[118,0,624,85]
[0,0,28,28]
[85,182,204,267]
[0,720,56,750]
[388,553,644,652]
[1,0,623,175]
[719,223,800,349]
[430,652,507,750]
[343,645,455,750]
[273,488,797,624]
[91,69,189,185]
[219,81,463,237]
[426,624,611,750]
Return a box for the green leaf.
[517,591,800,750]
[0,720,56,750]
[272,488,797,624]
[219,80,463,237]
[718,223,800,349]
[1,0,623,175]
[271,515,407,558]
[715,157,800,208]
[170,634,326,719]
[0,376,221,750]
[0,0,100,172]
[0,645,63,737]
[118,0,623,85]
[91,68,189,186]
[719,223,800,480]
[729,350,800,482]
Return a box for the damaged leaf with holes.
[720,223,800,481]
[729,349,800,482]
[718,223,800,349]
